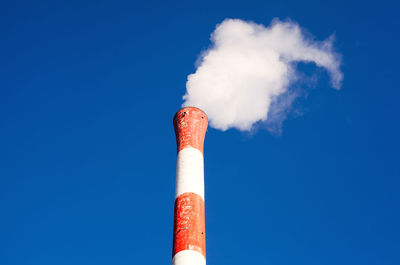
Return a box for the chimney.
[172,107,208,265]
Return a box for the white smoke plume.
[182,18,343,131]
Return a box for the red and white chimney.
[172,107,208,265]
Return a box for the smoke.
[182,18,343,132]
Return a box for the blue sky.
[1,0,399,264]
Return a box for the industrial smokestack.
[172,107,208,265]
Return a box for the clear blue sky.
[1,0,399,264]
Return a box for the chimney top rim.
[173,106,208,122]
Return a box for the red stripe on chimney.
[172,192,206,257]
[173,107,208,154]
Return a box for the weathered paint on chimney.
[172,107,208,265]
